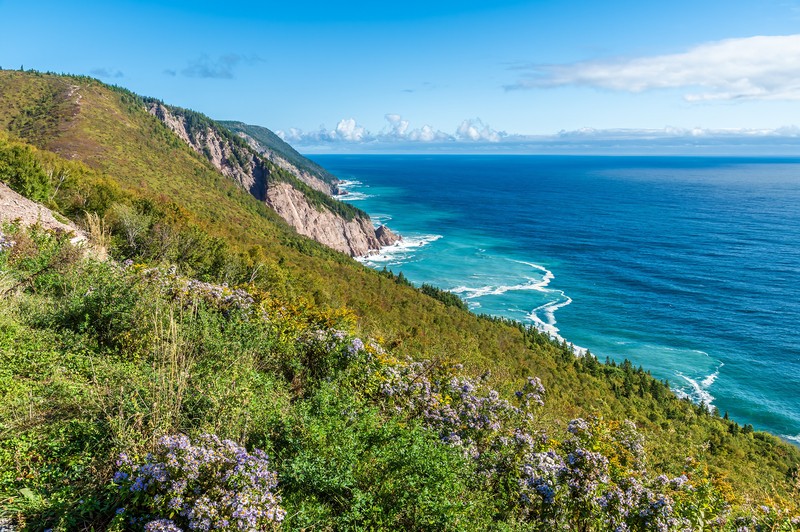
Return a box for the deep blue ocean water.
[313,155,800,444]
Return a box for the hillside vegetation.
[0,69,798,531]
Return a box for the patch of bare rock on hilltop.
[0,183,88,245]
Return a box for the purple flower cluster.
[0,230,15,254]
[145,520,184,532]
[127,265,256,313]
[115,434,285,531]
[378,362,543,456]
[370,357,772,529]
[301,328,368,363]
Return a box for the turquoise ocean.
[313,155,800,444]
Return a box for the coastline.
[311,154,800,445]
[335,180,403,256]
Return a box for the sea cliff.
[148,102,400,256]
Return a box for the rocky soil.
[0,183,88,245]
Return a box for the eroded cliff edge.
[266,183,400,256]
[147,103,400,257]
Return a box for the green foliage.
[0,136,52,202]
[0,225,797,531]
[276,385,488,531]
[153,103,367,221]
[421,282,469,311]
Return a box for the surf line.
[451,258,587,356]
[356,234,443,265]
[511,261,588,356]
[675,362,724,412]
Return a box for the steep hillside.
[146,102,400,256]
[219,120,340,196]
[0,70,398,256]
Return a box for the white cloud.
[334,118,371,142]
[510,34,800,101]
[384,114,410,138]
[553,125,800,139]
[457,119,504,142]
[276,115,504,146]
[281,122,800,154]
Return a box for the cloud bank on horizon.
[508,34,800,102]
[277,115,504,147]
[278,115,800,154]
[275,33,800,153]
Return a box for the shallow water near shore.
[316,154,800,444]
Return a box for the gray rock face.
[0,183,88,245]
[148,103,266,200]
[266,183,401,257]
[147,104,401,257]
[375,224,402,247]
[236,132,339,196]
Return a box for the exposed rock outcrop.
[0,183,88,245]
[148,103,267,200]
[375,225,402,247]
[147,103,401,257]
[266,183,400,257]
[236,132,340,196]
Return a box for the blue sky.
[3,0,800,153]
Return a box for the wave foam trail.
[783,434,800,444]
[335,192,373,201]
[336,179,362,187]
[370,214,393,228]
[701,363,724,387]
[452,259,559,301]
[676,363,723,410]
[505,261,586,356]
[450,277,547,300]
[356,234,443,265]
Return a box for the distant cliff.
[148,103,400,256]
[219,121,341,197]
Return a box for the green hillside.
[0,69,798,531]
[219,120,339,186]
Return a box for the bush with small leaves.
[115,434,285,532]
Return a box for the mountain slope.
[145,101,400,256]
[0,70,398,256]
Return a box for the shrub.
[114,434,285,532]
[0,140,52,203]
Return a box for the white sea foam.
[675,363,723,411]
[370,214,393,228]
[336,179,362,187]
[782,434,800,444]
[356,234,443,265]
[701,363,723,387]
[335,192,373,201]
[450,277,545,300]
[493,260,587,356]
